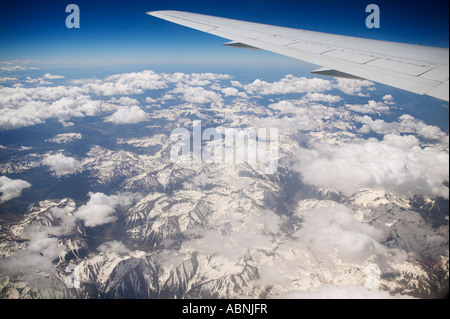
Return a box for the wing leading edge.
[147,10,449,102]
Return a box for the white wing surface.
[147,10,449,101]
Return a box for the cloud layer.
[0,70,381,130]
[294,135,449,198]
[0,66,448,298]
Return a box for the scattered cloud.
[0,85,103,130]
[0,70,378,132]
[304,92,342,103]
[357,114,449,144]
[221,87,248,98]
[105,105,149,124]
[382,94,395,105]
[333,78,375,96]
[346,100,390,114]
[0,231,62,275]
[42,153,81,177]
[242,75,333,95]
[1,65,27,72]
[24,76,52,85]
[43,73,65,80]
[97,240,130,255]
[0,192,131,278]
[294,204,383,263]
[0,77,17,83]
[294,135,449,198]
[162,72,231,86]
[108,96,140,106]
[170,85,222,104]
[84,70,167,96]
[184,209,282,260]
[74,192,130,227]
[0,176,31,202]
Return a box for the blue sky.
[0,0,448,67]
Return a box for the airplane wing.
[147,10,449,102]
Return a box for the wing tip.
[145,10,162,17]
[146,10,182,16]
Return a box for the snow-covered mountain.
[0,142,448,298]
[0,68,448,299]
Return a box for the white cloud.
[170,85,222,104]
[46,207,77,236]
[294,204,382,263]
[357,114,449,144]
[230,80,243,88]
[42,153,81,177]
[0,191,130,279]
[25,76,52,85]
[108,96,140,106]
[43,73,65,80]
[184,209,282,260]
[0,203,72,276]
[251,97,354,136]
[0,176,31,202]
[22,73,64,84]
[1,65,27,72]
[236,76,373,98]
[0,85,102,130]
[346,100,390,114]
[382,94,395,105]
[85,70,167,96]
[304,92,342,103]
[221,87,248,98]
[26,231,61,261]
[0,232,63,275]
[382,133,420,149]
[74,192,130,227]
[333,78,375,96]
[163,72,231,87]
[243,75,333,95]
[97,240,130,255]
[105,105,149,124]
[145,96,157,103]
[248,201,405,298]
[294,136,449,198]
[70,78,102,85]
[268,100,300,113]
[0,77,17,83]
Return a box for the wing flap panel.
[322,49,376,64]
